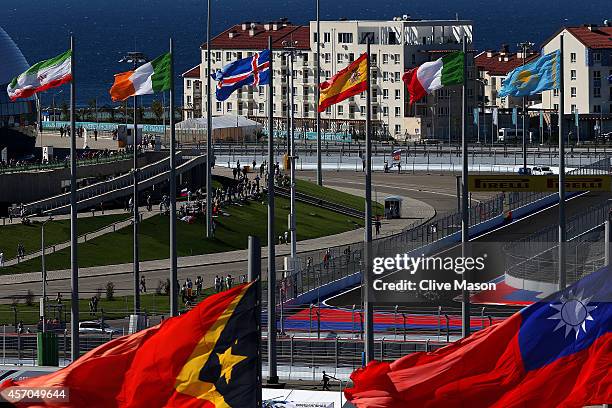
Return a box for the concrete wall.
[0,152,166,205]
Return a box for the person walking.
[322,371,331,391]
[0,251,4,267]
[140,276,147,293]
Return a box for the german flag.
[0,283,259,407]
[318,53,368,112]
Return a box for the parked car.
[78,321,121,335]
[532,166,554,175]
[517,167,532,175]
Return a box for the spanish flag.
[1,283,259,407]
[318,53,368,112]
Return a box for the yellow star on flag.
[217,343,247,384]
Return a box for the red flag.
[345,268,612,407]
[1,283,259,407]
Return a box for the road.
[0,171,474,300]
[325,191,612,307]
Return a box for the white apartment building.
[541,23,612,138]
[185,17,473,140]
[182,64,202,119]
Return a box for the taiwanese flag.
[1,283,259,407]
[345,267,612,407]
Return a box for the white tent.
[176,115,263,142]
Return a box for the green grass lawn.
[0,288,216,326]
[2,196,362,274]
[295,179,384,215]
[0,214,130,260]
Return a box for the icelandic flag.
[345,266,612,407]
[211,49,270,101]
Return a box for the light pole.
[119,51,148,320]
[517,41,534,170]
[52,90,63,130]
[40,216,53,333]
[282,40,301,276]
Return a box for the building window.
[371,54,377,64]
[388,32,398,45]
[594,71,601,81]
[594,105,601,113]
[570,53,576,63]
[394,124,401,134]
[570,70,576,80]
[258,103,264,114]
[323,32,331,42]
[593,52,601,63]
[304,87,309,96]
[394,54,400,64]
[216,102,222,112]
[186,95,192,104]
[571,87,576,97]
[337,53,344,64]
[304,104,309,114]
[553,89,559,97]
[227,102,233,112]
[338,33,353,43]
[273,103,277,113]
[236,52,243,60]
[394,72,400,82]
[383,72,389,82]
[324,53,331,64]
[237,102,243,113]
[325,107,331,114]
[186,80,192,89]
[383,106,388,116]
[383,89,389,99]
[258,86,264,96]
[395,89,401,100]
[571,104,576,113]
[373,106,378,115]
[360,106,365,115]
[383,54,389,64]
[338,106,344,115]
[394,107,401,117]
[226,52,232,61]
[554,103,559,110]
[348,53,354,62]
[594,87,601,98]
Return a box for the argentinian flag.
[498,51,560,97]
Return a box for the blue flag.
[499,51,560,97]
[212,50,271,101]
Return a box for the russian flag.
[345,267,612,407]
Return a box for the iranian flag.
[6,50,72,101]
[110,52,171,101]
[402,52,464,104]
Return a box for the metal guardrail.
[274,186,364,219]
[0,153,135,175]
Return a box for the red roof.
[182,64,200,78]
[566,26,612,49]
[475,50,540,76]
[202,23,310,50]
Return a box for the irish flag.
[7,50,72,101]
[402,52,464,104]
[110,52,171,101]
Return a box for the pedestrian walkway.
[0,194,435,286]
[1,205,157,268]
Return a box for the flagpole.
[558,34,566,291]
[363,39,374,362]
[169,38,178,317]
[205,0,213,238]
[69,34,80,361]
[461,35,471,338]
[315,0,322,186]
[133,93,140,317]
[267,35,279,384]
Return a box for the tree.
[60,100,69,121]
[151,99,164,124]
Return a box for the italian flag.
[110,52,171,101]
[402,52,464,104]
[7,50,72,101]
